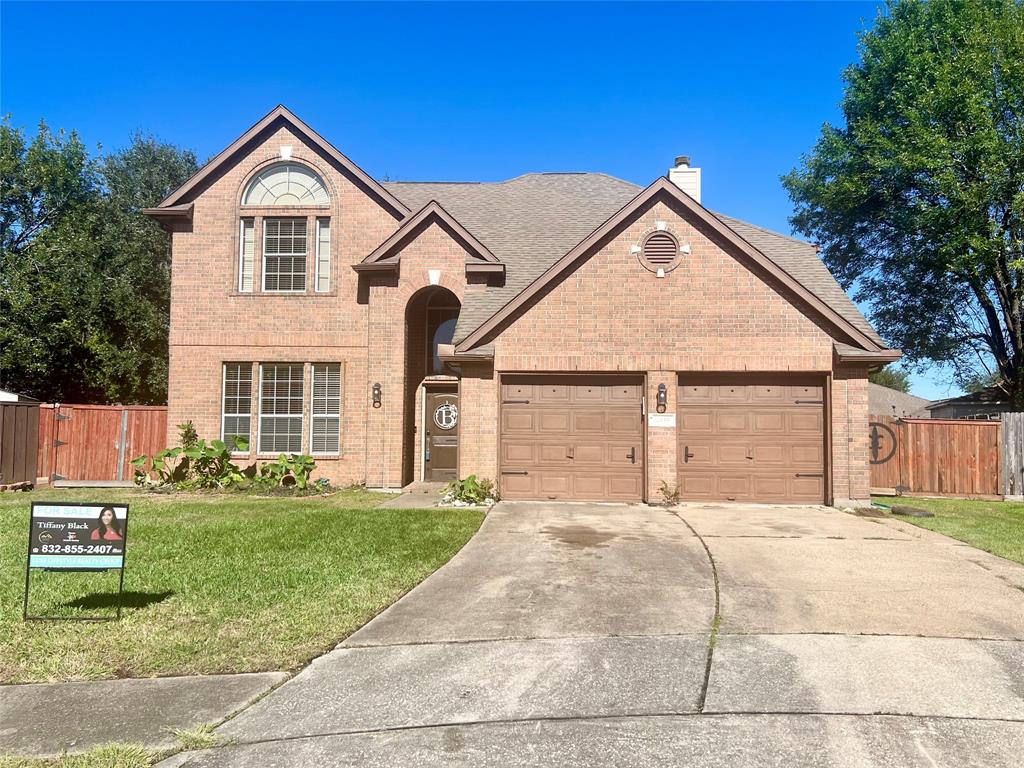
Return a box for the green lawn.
[874,495,1024,565]
[1,488,483,684]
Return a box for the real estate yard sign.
[24,502,129,621]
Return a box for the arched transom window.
[243,162,330,206]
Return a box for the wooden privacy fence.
[37,404,168,483]
[0,401,41,485]
[869,415,1003,498]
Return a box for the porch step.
[401,481,448,495]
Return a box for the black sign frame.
[23,501,130,622]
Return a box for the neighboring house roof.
[868,383,931,418]
[385,174,888,352]
[926,385,1013,412]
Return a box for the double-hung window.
[238,219,255,292]
[259,363,305,453]
[263,218,307,292]
[221,363,252,451]
[310,364,341,454]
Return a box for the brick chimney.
[668,155,701,203]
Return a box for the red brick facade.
[158,111,877,505]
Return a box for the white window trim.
[262,217,308,294]
[314,217,331,293]
[309,363,342,456]
[221,363,252,456]
[257,363,306,456]
[238,219,254,293]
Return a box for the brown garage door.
[678,376,826,503]
[500,375,644,501]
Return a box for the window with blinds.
[263,218,307,292]
[310,364,341,454]
[222,363,252,451]
[315,218,331,293]
[259,363,305,453]
[238,219,255,292]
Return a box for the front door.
[424,387,459,481]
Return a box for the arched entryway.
[403,287,461,485]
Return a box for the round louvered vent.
[640,231,680,272]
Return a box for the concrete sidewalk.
[0,671,287,757]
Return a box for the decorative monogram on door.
[433,402,459,430]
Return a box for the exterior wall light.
[656,383,668,413]
[372,382,382,408]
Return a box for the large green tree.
[0,121,198,403]
[784,0,1024,405]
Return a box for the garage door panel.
[790,443,824,465]
[789,385,823,401]
[680,473,716,497]
[572,411,608,432]
[501,473,535,497]
[539,444,572,464]
[537,384,570,403]
[502,442,537,464]
[680,410,714,433]
[609,384,642,402]
[717,475,752,497]
[792,475,825,500]
[718,411,750,432]
[573,443,605,463]
[503,383,535,401]
[608,474,643,499]
[717,444,752,464]
[790,411,824,433]
[607,412,640,433]
[502,411,536,433]
[538,412,571,433]
[752,411,785,433]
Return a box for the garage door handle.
[627,447,636,464]
[501,470,529,475]
[684,447,694,463]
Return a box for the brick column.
[646,370,677,503]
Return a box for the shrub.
[443,475,499,506]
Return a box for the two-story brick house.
[145,106,899,506]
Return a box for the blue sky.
[1,1,959,399]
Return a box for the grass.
[0,744,154,768]
[0,745,152,768]
[873,495,1024,565]
[1,487,483,684]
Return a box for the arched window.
[243,162,330,206]
[237,162,333,295]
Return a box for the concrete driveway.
[169,502,1024,767]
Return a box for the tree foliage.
[0,119,198,403]
[784,0,1024,405]
[869,366,912,392]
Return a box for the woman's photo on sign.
[91,506,124,541]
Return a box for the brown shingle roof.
[383,173,886,348]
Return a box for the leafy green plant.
[132,438,249,489]
[181,439,249,489]
[443,475,499,505]
[257,454,317,490]
[131,446,187,486]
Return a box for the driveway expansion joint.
[669,510,721,713]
